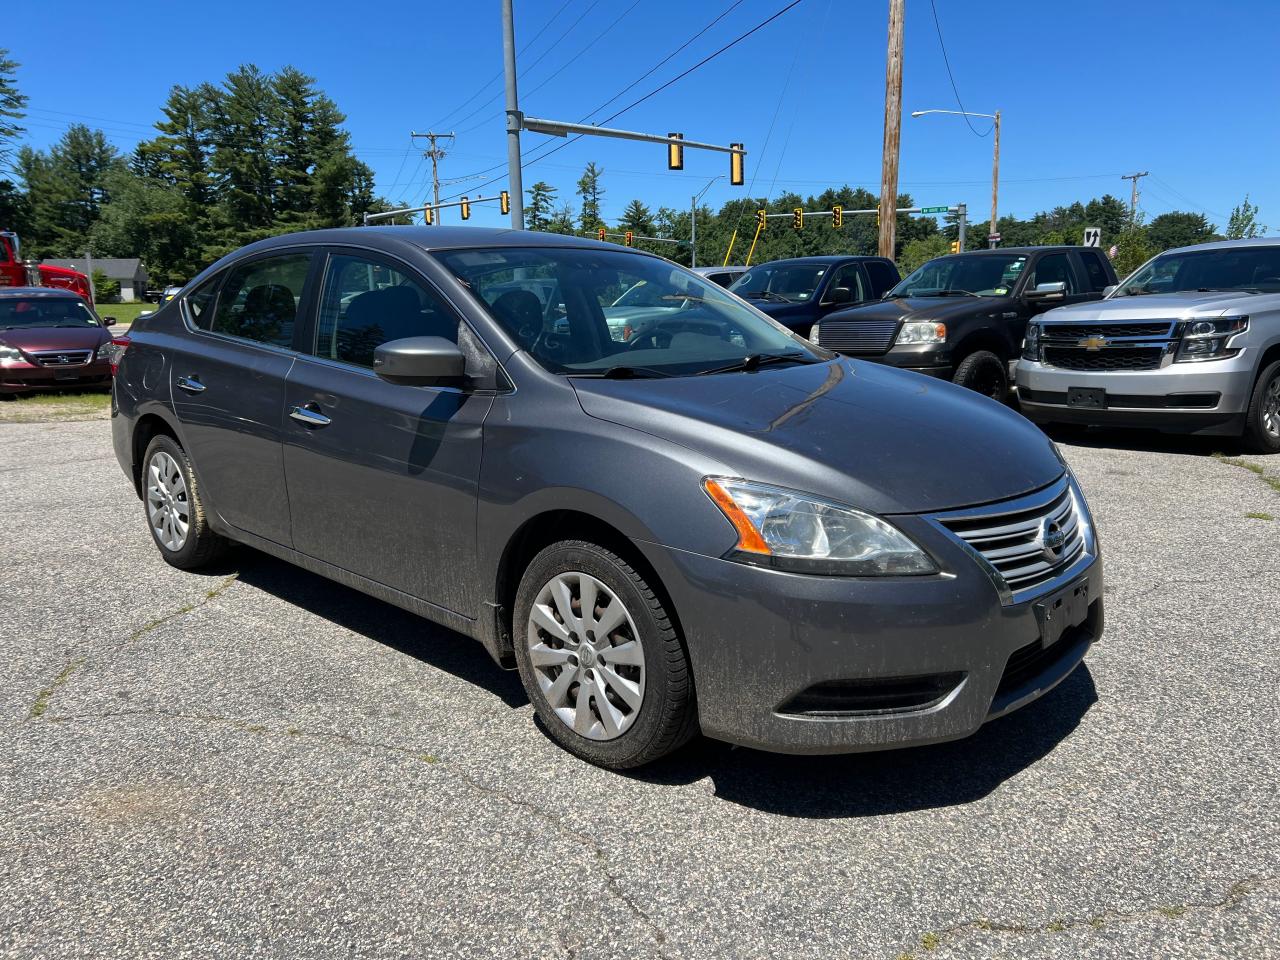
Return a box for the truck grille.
[1042,347,1164,371]
[31,349,94,367]
[1041,321,1175,339]
[932,478,1086,597]
[817,319,898,355]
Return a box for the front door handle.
[176,375,206,394]
[289,403,331,428]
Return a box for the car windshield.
[1114,246,1280,296]
[435,247,823,377]
[728,263,828,302]
[888,254,1028,298]
[0,297,101,329]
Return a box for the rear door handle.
[176,375,206,394]
[289,404,331,428]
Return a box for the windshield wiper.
[911,289,980,298]
[696,352,819,376]
[1196,287,1263,294]
[573,365,673,380]
[741,289,790,303]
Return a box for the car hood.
[1040,289,1280,321]
[571,358,1062,515]
[740,299,817,322]
[0,325,108,353]
[823,296,1005,325]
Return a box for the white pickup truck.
[1016,238,1280,453]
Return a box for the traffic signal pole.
[501,0,525,229]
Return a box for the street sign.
[920,205,949,214]
[1083,226,1102,247]
[988,233,1001,241]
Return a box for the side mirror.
[1102,284,1118,298]
[102,316,117,327]
[822,286,853,306]
[136,311,155,320]
[373,336,466,386]
[1025,281,1066,302]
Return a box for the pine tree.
[620,199,654,235]
[576,162,604,231]
[0,48,27,170]
[208,65,278,238]
[525,181,557,231]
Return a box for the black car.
[812,246,1118,398]
[728,255,901,338]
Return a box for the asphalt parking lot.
[2,411,1277,959]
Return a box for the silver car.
[1016,238,1280,453]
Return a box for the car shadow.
[1039,422,1249,457]
[628,666,1099,819]
[231,548,528,709]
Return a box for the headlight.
[95,340,116,361]
[808,323,821,344]
[702,477,937,576]
[895,321,946,345]
[1175,316,1248,363]
[0,344,23,363]
[1022,322,1041,361]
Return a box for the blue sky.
[10,0,1279,233]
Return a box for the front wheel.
[1243,360,1280,454]
[513,540,696,769]
[953,350,1010,401]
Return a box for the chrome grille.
[817,319,898,354]
[1041,321,1175,339]
[932,478,1087,598]
[1042,347,1164,371]
[31,349,93,367]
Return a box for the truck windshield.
[728,263,828,302]
[0,297,101,329]
[888,254,1027,298]
[1114,246,1280,296]
[435,247,824,378]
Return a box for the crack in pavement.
[27,658,86,718]
[1110,567,1275,604]
[895,875,1278,958]
[39,706,675,957]
[127,574,239,643]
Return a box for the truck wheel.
[953,350,1009,401]
[513,540,697,769]
[1243,359,1280,454]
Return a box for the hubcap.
[526,572,645,741]
[145,450,190,551]
[1262,374,1280,439]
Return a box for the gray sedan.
[111,226,1102,769]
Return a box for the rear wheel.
[1243,360,1280,454]
[141,434,229,569]
[953,350,1009,401]
[513,540,696,769]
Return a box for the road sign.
[1083,227,1102,248]
[920,205,949,214]
[988,233,1001,241]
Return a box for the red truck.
[0,230,94,303]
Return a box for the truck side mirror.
[1102,284,1118,297]
[1025,281,1066,302]
[102,317,117,327]
[822,286,852,306]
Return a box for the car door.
[1011,252,1093,342]
[170,250,318,547]
[281,248,495,617]
[817,261,870,315]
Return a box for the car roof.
[749,255,887,267]
[237,225,634,257]
[950,246,1081,256]
[0,286,84,300]
[692,265,746,274]
[1157,236,1280,256]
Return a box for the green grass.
[96,301,155,327]
[0,389,111,423]
[1245,511,1275,521]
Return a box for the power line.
[928,0,992,138]
[1148,175,1230,221]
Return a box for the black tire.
[1242,359,1280,454]
[512,540,697,769]
[953,349,1009,401]
[140,434,229,569]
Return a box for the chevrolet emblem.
[1077,335,1108,351]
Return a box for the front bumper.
[0,358,112,393]
[635,491,1103,755]
[1015,355,1253,435]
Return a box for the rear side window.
[185,276,220,327]
[1078,250,1112,291]
[864,260,898,297]
[206,253,311,348]
[315,253,459,368]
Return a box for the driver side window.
[1028,254,1078,294]
[824,263,867,303]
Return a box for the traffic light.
[460,197,471,220]
[499,191,510,215]
[756,209,767,230]
[598,227,606,242]
[423,205,434,225]
[949,240,961,253]
[624,231,633,247]
[832,205,843,229]
[792,207,804,231]
[668,132,684,171]
[730,143,744,186]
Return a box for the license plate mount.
[1033,577,1091,649]
[1067,387,1106,409]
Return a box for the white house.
[43,258,150,302]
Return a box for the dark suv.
[727,255,901,338]
[812,246,1118,397]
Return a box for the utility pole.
[410,131,454,224]
[501,0,525,230]
[989,110,1001,248]
[877,0,905,259]
[1121,171,1148,219]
